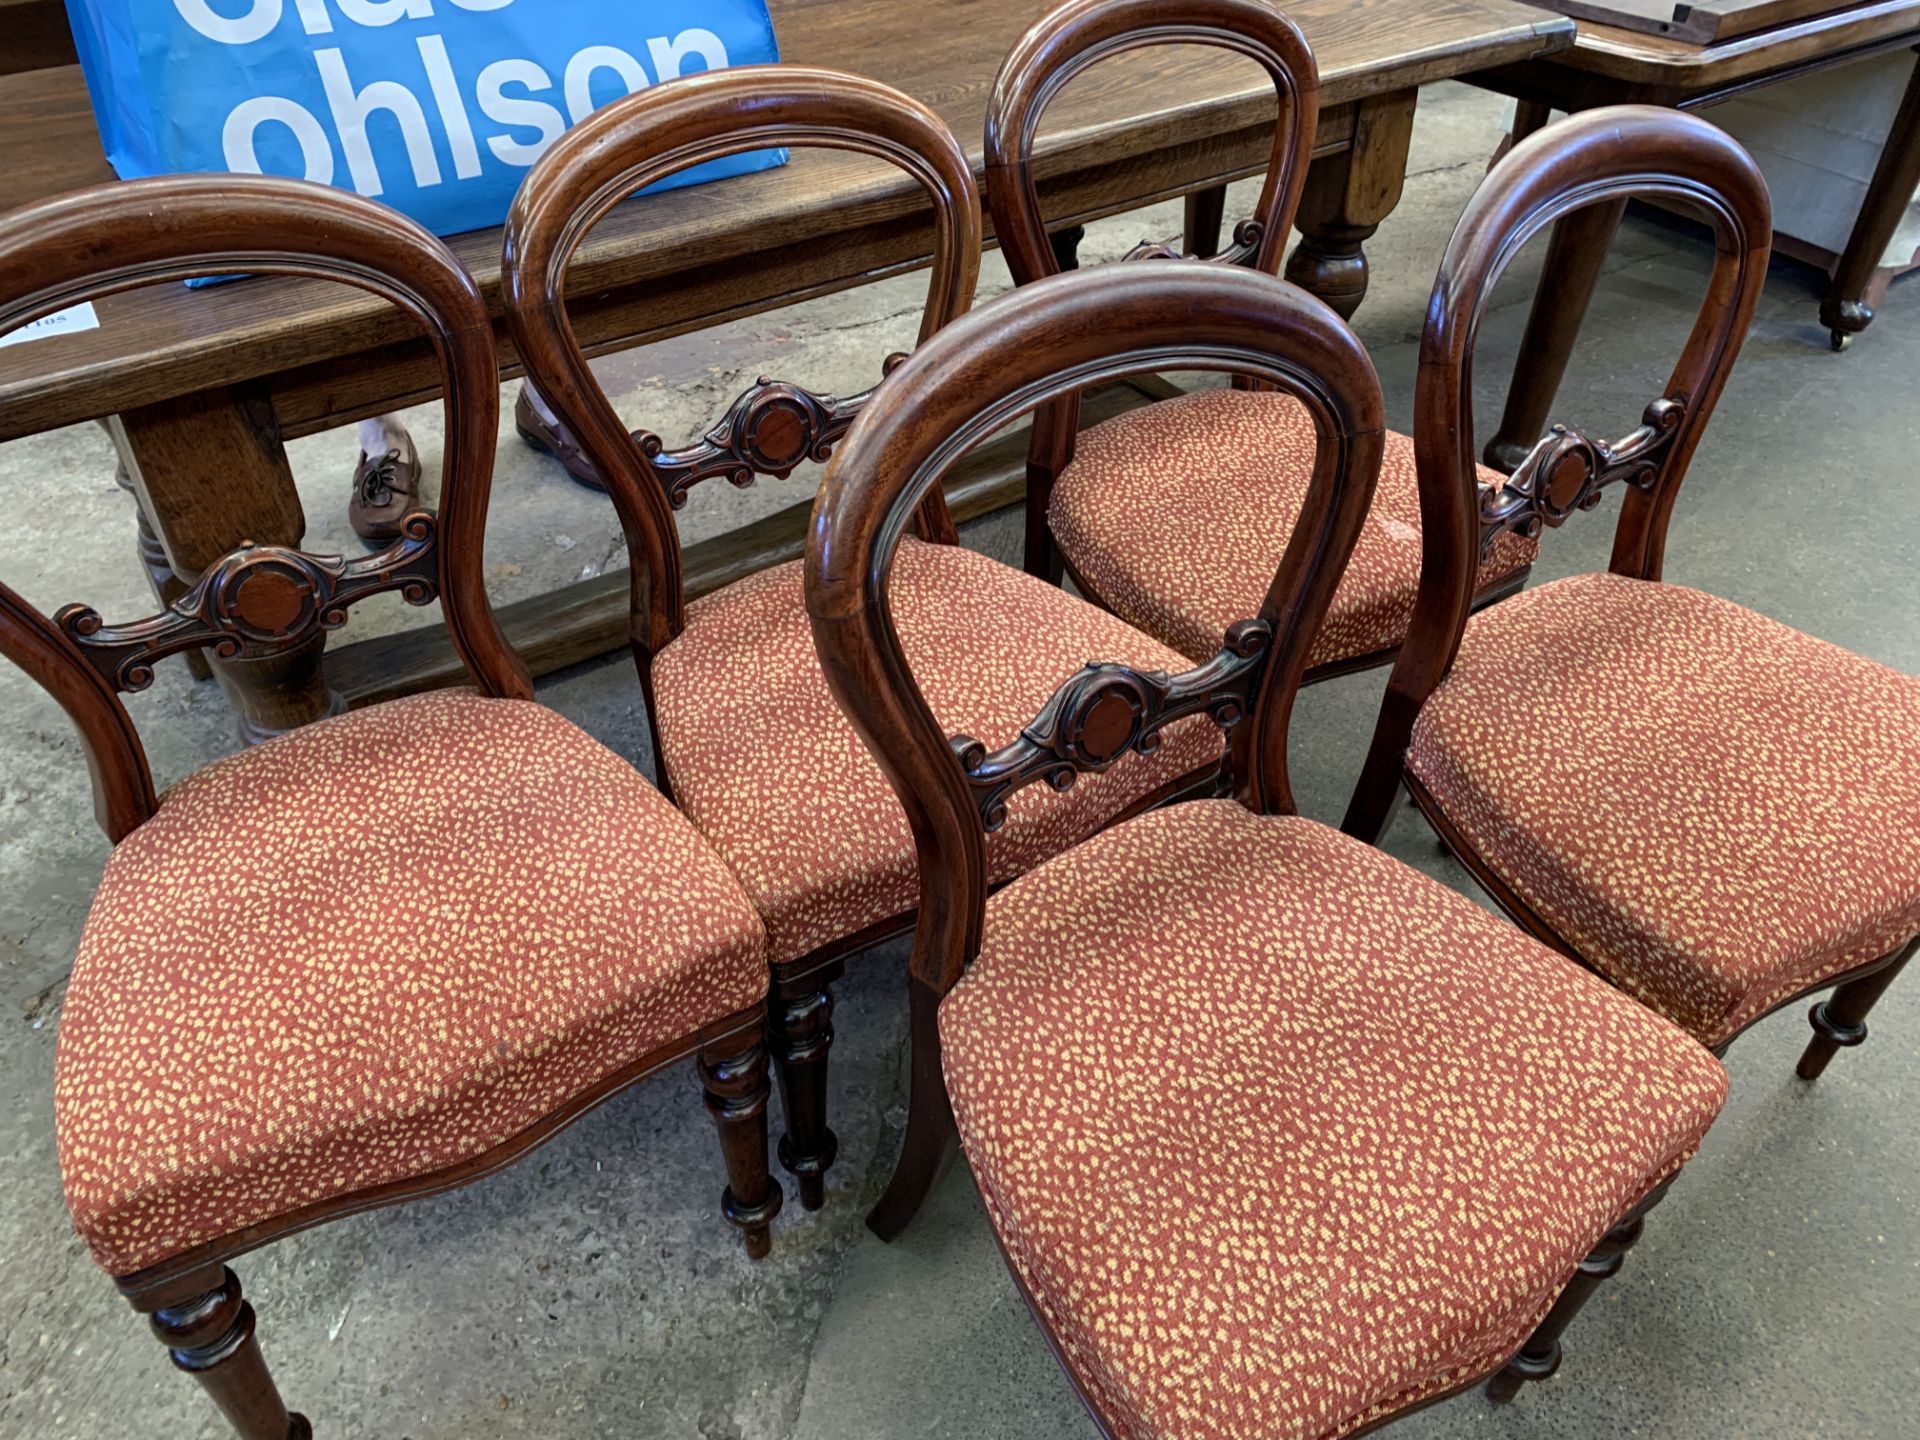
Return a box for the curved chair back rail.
[502,65,983,656]
[806,261,1383,1003]
[0,176,525,843]
[983,0,1318,582]
[984,0,1319,284]
[1341,103,1772,841]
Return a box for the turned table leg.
[1479,197,1628,474]
[107,383,342,742]
[1822,46,1920,351]
[1184,184,1228,259]
[1285,89,1418,319]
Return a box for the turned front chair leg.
[1487,1179,1673,1404]
[699,1027,784,1258]
[771,961,844,1211]
[128,1264,310,1440]
[1797,942,1916,1081]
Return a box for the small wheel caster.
[1830,328,1852,352]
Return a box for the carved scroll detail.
[1121,218,1265,267]
[951,619,1271,832]
[58,513,439,693]
[1480,397,1685,555]
[642,377,855,510]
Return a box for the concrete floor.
[2,84,1917,1438]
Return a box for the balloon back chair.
[504,66,1225,1214]
[0,176,780,1440]
[986,0,1540,678]
[805,258,1731,1437]
[1342,105,1920,1080]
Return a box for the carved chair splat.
[505,66,1225,1217]
[805,259,1733,1434]
[0,175,781,1440]
[1343,104,1920,1091]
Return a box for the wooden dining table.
[1465,0,1920,471]
[0,0,1575,739]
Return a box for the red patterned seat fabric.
[943,800,1726,1440]
[56,690,768,1277]
[653,538,1224,967]
[1050,388,1537,666]
[1409,573,1920,1047]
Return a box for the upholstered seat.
[55,690,769,1277]
[1407,573,1920,1047]
[1049,388,1538,666]
[652,538,1225,967]
[942,799,1727,1440]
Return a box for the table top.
[1522,0,1920,85]
[0,0,1573,440]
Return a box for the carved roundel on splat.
[220,554,323,641]
[1059,674,1154,768]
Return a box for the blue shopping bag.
[63,0,786,238]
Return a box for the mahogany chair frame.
[508,67,1220,1215]
[805,258,1680,1425]
[503,65,983,1215]
[1338,105,1914,1076]
[984,0,1534,682]
[985,0,1318,587]
[0,176,780,1440]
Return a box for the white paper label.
[0,302,101,350]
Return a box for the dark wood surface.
[1477,0,1920,102]
[0,0,1574,442]
[0,0,73,77]
[1517,0,1857,46]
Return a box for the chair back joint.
[54,517,440,694]
[951,617,1271,831]
[1478,396,1684,556]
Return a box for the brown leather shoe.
[515,384,605,491]
[350,421,422,545]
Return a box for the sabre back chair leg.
[772,961,844,1211]
[866,978,961,1243]
[131,1264,310,1440]
[1486,1179,1672,1404]
[1797,942,1916,1081]
[699,1028,784,1258]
